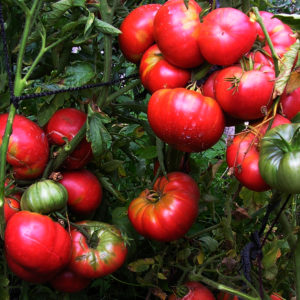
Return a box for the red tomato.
[147,88,225,153]
[59,169,102,216]
[226,115,290,191]
[270,293,283,300]
[4,197,20,223]
[198,8,257,66]
[202,70,220,99]
[128,172,200,242]
[154,0,203,68]
[280,87,300,120]
[168,282,215,300]
[118,4,162,63]
[68,221,127,278]
[0,114,49,179]
[214,65,274,120]
[139,44,191,93]
[247,51,274,67]
[5,211,72,278]
[50,268,92,293]
[45,108,92,170]
[217,292,238,300]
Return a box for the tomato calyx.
[173,284,189,298]
[146,189,161,203]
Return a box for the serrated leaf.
[135,146,157,160]
[84,12,95,36]
[63,62,95,87]
[93,18,122,35]
[273,13,300,31]
[285,70,300,94]
[128,258,155,273]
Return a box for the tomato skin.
[128,172,200,242]
[5,211,72,276]
[259,123,300,194]
[217,292,238,300]
[147,88,225,153]
[59,169,102,216]
[214,66,274,120]
[118,4,162,64]
[280,87,300,120]
[4,197,20,223]
[50,268,92,293]
[45,108,92,170]
[198,8,256,66]
[68,221,127,278]
[0,114,49,179]
[168,282,215,300]
[139,44,191,93]
[153,0,203,68]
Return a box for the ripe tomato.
[59,169,102,216]
[45,108,92,170]
[226,115,290,192]
[280,87,300,120]
[0,114,49,179]
[154,0,204,68]
[5,211,72,278]
[128,172,200,242]
[198,8,257,66]
[214,65,274,120]
[50,268,92,293]
[147,88,225,153]
[217,292,238,300]
[68,221,127,278]
[21,180,68,214]
[168,282,215,300]
[139,44,191,93]
[4,180,21,223]
[118,4,162,64]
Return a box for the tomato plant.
[147,88,225,152]
[59,169,102,216]
[128,172,200,241]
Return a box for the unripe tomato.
[45,108,92,170]
[59,169,102,216]
[21,179,68,214]
[0,114,49,179]
[118,4,162,63]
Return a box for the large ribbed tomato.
[59,169,102,216]
[153,0,203,68]
[280,87,300,120]
[5,211,72,282]
[198,7,257,66]
[68,221,127,278]
[128,172,200,242]
[0,114,49,179]
[45,108,92,170]
[118,4,162,63]
[147,88,225,153]
[214,65,274,120]
[139,44,191,93]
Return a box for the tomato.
[4,180,21,222]
[128,172,200,242]
[247,51,274,68]
[0,114,49,179]
[20,179,68,214]
[139,44,191,93]
[59,169,102,216]
[168,282,215,300]
[45,108,92,170]
[118,4,162,64]
[153,0,203,68]
[214,65,274,120]
[280,87,300,120]
[217,292,238,300]
[226,115,290,192]
[5,211,71,278]
[198,8,257,66]
[68,221,127,278]
[147,88,225,153]
[50,268,92,293]
[259,123,300,194]
[270,293,283,300]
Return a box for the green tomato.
[259,123,300,194]
[21,180,68,214]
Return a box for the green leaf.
[84,12,95,36]
[292,112,300,123]
[101,160,123,173]
[0,73,7,93]
[93,18,122,35]
[0,91,10,110]
[273,13,300,31]
[135,146,157,160]
[156,137,167,177]
[0,287,9,300]
[199,236,218,252]
[63,62,95,87]
[128,258,155,273]
[37,93,67,127]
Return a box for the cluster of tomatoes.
[1,108,127,293]
[119,0,299,194]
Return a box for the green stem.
[252,7,279,76]
[187,223,221,239]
